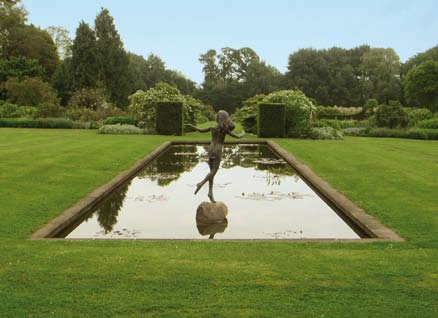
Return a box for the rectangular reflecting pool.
[61,144,361,240]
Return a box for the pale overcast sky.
[23,0,438,83]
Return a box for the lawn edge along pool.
[30,140,403,242]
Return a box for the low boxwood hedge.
[0,117,84,129]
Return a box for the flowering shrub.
[309,126,344,140]
[68,88,110,110]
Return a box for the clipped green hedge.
[103,116,138,126]
[156,101,184,135]
[257,103,286,137]
[0,117,84,129]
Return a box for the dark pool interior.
[63,144,361,240]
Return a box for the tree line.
[198,45,438,113]
[1,0,437,115]
[0,0,196,112]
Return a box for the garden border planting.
[31,140,403,242]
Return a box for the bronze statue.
[186,110,244,202]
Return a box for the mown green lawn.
[0,128,437,317]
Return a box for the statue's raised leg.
[195,158,220,202]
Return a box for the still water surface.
[65,145,360,240]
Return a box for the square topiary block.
[257,103,286,137]
[156,101,184,135]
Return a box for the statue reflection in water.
[197,222,228,239]
[186,110,244,203]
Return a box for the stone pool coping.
[30,140,403,242]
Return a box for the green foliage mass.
[286,47,360,106]
[0,56,45,81]
[406,108,433,127]
[286,46,403,106]
[363,98,378,116]
[401,46,438,77]
[0,101,38,118]
[360,48,401,103]
[374,101,408,128]
[198,47,283,113]
[5,24,59,79]
[403,60,438,111]
[235,90,316,136]
[4,76,59,106]
[416,117,438,129]
[233,94,264,134]
[0,101,19,117]
[128,82,202,129]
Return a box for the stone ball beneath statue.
[196,201,228,224]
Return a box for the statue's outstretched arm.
[228,131,245,139]
[185,124,212,133]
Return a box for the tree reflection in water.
[92,145,297,233]
[221,145,297,185]
[96,181,130,233]
[138,145,199,186]
[138,144,297,187]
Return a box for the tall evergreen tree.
[94,8,130,108]
[70,21,99,90]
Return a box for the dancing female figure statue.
[186,110,244,203]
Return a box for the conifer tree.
[70,21,99,89]
[94,8,130,108]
